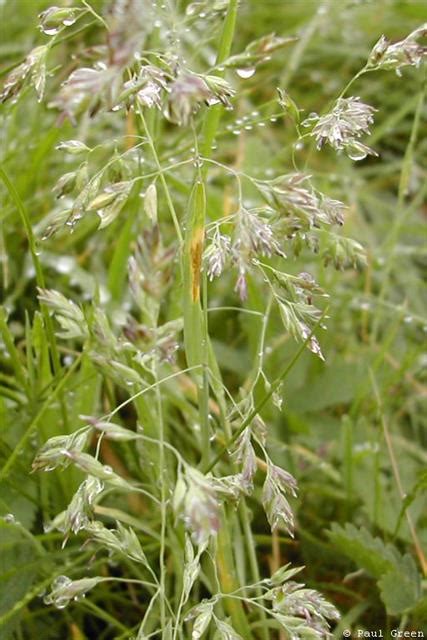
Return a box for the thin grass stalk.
[204,307,328,474]
[137,109,183,244]
[200,0,239,168]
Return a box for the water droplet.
[236,67,256,79]
[56,256,74,274]
[52,575,72,589]
[103,465,113,474]
[3,513,16,524]
[244,125,253,130]
[41,26,60,36]
[347,146,368,161]
[404,316,413,324]
[232,130,241,135]
[54,597,70,609]
[270,117,278,123]
[257,122,266,127]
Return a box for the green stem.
[204,307,328,473]
[154,361,168,634]
[200,0,239,168]
[200,269,211,467]
[138,109,183,244]
[239,502,269,640]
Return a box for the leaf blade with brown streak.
[183,180,206,376]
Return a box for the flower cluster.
[0,45,47,103]
[368,24,427,75]
[205,207,283,300]
[262,462,298,535]
[267,580,340,636]
[305,97,377,161]
[45,476,104,537]
[44,576,102,610]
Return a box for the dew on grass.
[3,513,16,524]
[236,67,256,79]
[56,256,74,274]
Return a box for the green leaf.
[183,181,206,376]
[379,561,420,615]
[329,523,399,577]
[328,523,422,614]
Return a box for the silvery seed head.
[309,97,377,159]
[44,575,102,609]
[368,25,427,75]
[205,232,231,280]
[0,45,47,103]
[183,468,220,545]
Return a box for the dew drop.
[54,598,70,609]
[56,256,74,274]
[41,26,60,36]
[236,67,256,79]
[52,576,72,589]
[3,513,16,524]
[347,146,368,161]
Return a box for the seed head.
[368,25,427,75]
[308,97,377,160]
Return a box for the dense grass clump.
[0,1,426,638]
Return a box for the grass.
[0,1,426,639]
